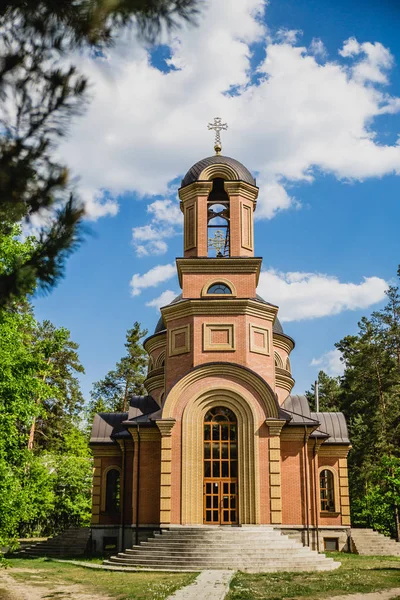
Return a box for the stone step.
[154,531,283,540]
[103,559,339,572]
[123,548,312,557]
[120,552,316,561]
[106,559,338,571]
[103,526,339,573]
[110,556,333,568]
[140,539,302,548]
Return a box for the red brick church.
[90,129,351,556]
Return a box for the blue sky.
[34,0,400,401]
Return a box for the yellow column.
[339,456,351,525]
[266,419,285,524]
[91,455,101,525]
[156,419,176,526]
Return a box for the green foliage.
[306,370,341,412]
[309,267,400,539]
[89,321,148,414]
[0,229,92,550]
[0,0,199,306]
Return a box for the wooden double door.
[203,407,238,525]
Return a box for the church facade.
[90,147,351,554]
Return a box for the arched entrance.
[203,407,238,525]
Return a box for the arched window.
[274,351,283,369]
[285,357,291,373]
[105,469,121,513]
[156,351,166,369]
[207,179,230,258]
[207,283,232,295]
[320,469,335,512]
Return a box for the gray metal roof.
[311,412,350,444]
[181,155,256,188]
[283,396,350,444]
[153,294,284,335]
[90,395,160,443]
[128,395,159,420]
[90,412,128,444]
[282,395,311,418]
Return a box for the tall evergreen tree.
[28,320,85,452]
[90,322,148,414]
[306,370,341,412]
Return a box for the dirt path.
[0,568,113,600]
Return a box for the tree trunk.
[395,504,400,542]
[123,378,129,412]
[28,357,51,450]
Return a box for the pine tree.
[90,322,148,414]
[306,370,342,412]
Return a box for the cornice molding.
[319,445,351,458]
[143,331,167,354]
[144,373,165,393]
[147,366,164,378]
[273,332,295,353]
[161,298,278,324]
[176,257,262,286]
[178,181,213,203]
[275,370,295,392]
[224,180,259,203]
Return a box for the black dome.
[153,294,284,335]
[181,155,256,188]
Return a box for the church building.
[90,123,351,556]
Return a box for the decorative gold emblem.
[208,229,227,257]
[207,117,228,155]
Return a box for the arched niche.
[180,388,260,525]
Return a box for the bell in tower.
[179,118,259,258]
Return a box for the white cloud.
[148,199,182,224]
[276,28,303,44]
[309,38,327,59]
[339,38,393,84]
[311,349,344,377]
[132,199,182,256]
[257,269,387,321]
[146,289,177,310]
[130,263,176,296]
[57,1,400,224]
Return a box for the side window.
[207,283,232,295]
[320,469,335,512]
[105,469,121,513]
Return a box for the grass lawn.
[4,557,198,600]
[226,553,400,599]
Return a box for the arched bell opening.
[207,178,230,258]
[203,406,238,525]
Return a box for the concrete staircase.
[17,527,90,557]
[351,528,400,556]
[105,526,340,572]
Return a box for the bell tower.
[179,118,259,259]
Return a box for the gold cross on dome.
[208,117,228,155]
[208,229,226,257]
